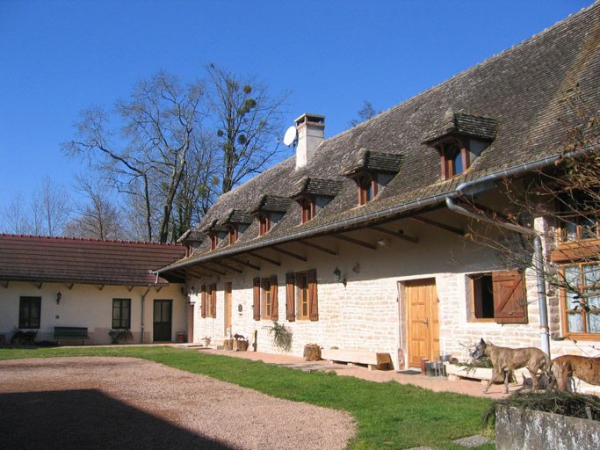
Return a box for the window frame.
[228,225,238,245]
[261,278,272,319]
[299,197,316,224]
[468,273,496,322]
[258,213,271,236]
[357,173,378,205]
[439,140,470,180]
[19,296,41,329]
[208,283,217,318]
[296,271,310,320]
[112,298,131,329]
[560,261,600,339]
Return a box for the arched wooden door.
[405,278,440,368]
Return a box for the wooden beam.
[372,226,419,244]
[271,246,307,262]
[230,257,260,271]
[214,261,243,274]
[332,234,377,250]
[1,280,9,288]
[200,265,226,276]
[297,240,338,256]
[410,216,464,236]
[98,284,104,291]
[37,282,43,289]
[67,283,74,290]
[155,286,163,292]
[249,252,281,267]
[127,285,134,292]
[186,266,216,278]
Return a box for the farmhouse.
[0,234,187,345]
[157,3,600,369]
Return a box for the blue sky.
[0,0,592,208]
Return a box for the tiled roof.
[159,3,600,272]
[176,229,206,244]
[0,234,186,285]
[247,195,292,214]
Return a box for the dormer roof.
[422,111,498,145]
[247,195,292,215]
[217,209,254,226]
[341,149,404,177]
[176,229,206,244]
[291,177,343,199]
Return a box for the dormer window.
[247,195,291,238]
[341,149,403,206]
[259,213,270,236]
[228,226,238,245]
[440,141,469,179]
[210,233,219,250]
[299,197,316,224]
[291,177,342,225]
[423,111,497,181]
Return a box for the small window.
[358,174,377,205]
[300,198,315,224]
[558,193,599,243]
[469,274,495,320]
[468,271,527,324]
[259,213,271,236]
[19,296,41,329]
[112,298,131,329]
[262,279,272,319]
[228,226,238,245]
[208,283,217,318]
[440,142,469,180]
[210,233,218,250]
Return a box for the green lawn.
[0,346,494,449]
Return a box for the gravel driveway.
[0,357,355,450]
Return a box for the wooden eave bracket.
[67,283,74,290]
[98,284,105,291]
[200,265,226,276]
[1,280,9,288]
[127,285,134,292]
[249,252,281,266]
[271,246,307,262]
[332,234,377,250]
[297,240,338,256]
[36,282,43,289]
[230,257,260,271]
[155,286,163,292]
[214,261,243,274]
[410,216,465,236]
[372,226,419,244]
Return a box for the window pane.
[587,313,600,333]
[565,220,578,241]
[580,216,598,239]
[566,291,581,310]
[452,152,464,175]
[567,313,584,333]
[564,266,580,287]
[586,294,600,310]
[583,264,600,287]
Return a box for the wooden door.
[405,278,439,367]
[224,282,232,336]
[153,300,172,342]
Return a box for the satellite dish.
[283,126,297,147]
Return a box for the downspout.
[140,286,151,344]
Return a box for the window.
[253,276,278,320]
[358,174,377,205]
[19,296,41,329]
[440,142,469,180]
[469,274,495,320]
[208,283,217,318]
[294,269,318,321]
[299,197,315,224]
[210,233,219,250]
[468,270,527,323]
[259,213,271,236]
[228,226,238,245]
[561,262,600,336]
[112,298,131,329]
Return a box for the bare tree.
[1,176,71,236]
[349,100,377,127]
[206,63,288,193]
[63,72,207,242]
[63,177,126,240]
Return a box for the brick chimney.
[295,113,325,169]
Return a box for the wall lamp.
[333,267,346,285]
[56,292,62,305]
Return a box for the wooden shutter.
[210,284,217,318]
[200,285,207,318]
[253,277,261,321]
[493,270,528,324]
[270,275,278,320]
[308,269,319,321]
[286,273,295,322]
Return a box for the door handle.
[421,318,429,326]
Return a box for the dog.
[549,355,600,392]
[471,339,550,394]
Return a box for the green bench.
[54,326,89,345]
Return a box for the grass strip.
[0,346,493,449]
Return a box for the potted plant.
[266,321,292,352]
[201,336,211,347]
[108,329,133,344]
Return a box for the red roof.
[0,234,186,285]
